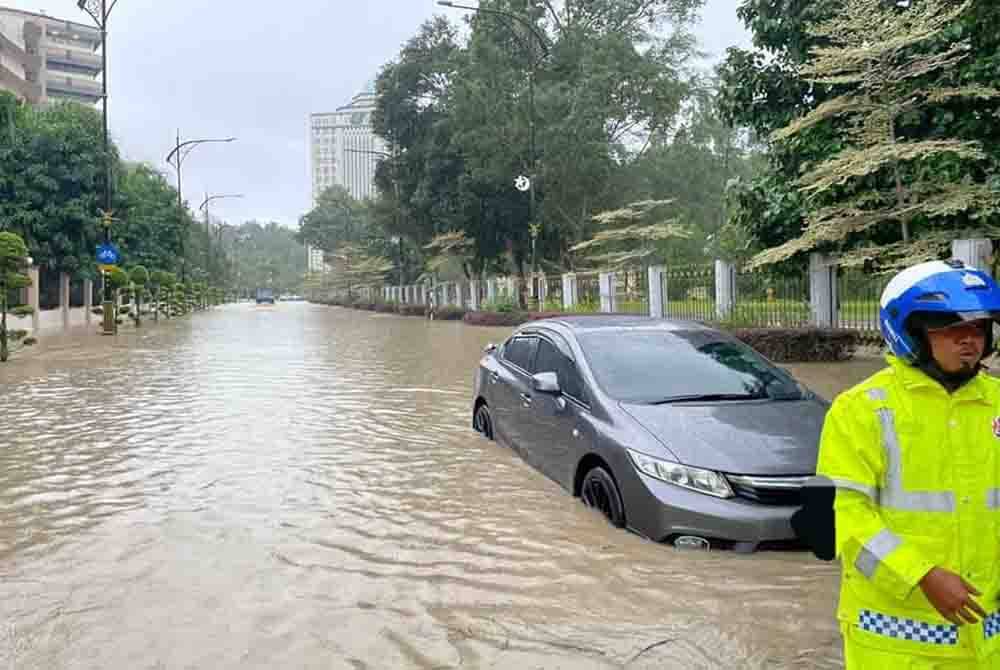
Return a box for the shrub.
[11,305,34,317]
[432,306,468,321]
[727,328,859,363]
[374,302,398,314]
[396,304,427,317]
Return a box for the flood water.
[0,303,885,669]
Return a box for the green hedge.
[396,304,427,317]
[431,306,467,321]
[726,328,859,363]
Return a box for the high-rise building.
[0,7,102,106]
[307,81,388,273]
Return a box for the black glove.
[792,480,836,561]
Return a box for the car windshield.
[578,330,805,405]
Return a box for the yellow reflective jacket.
[817,356,1000,659]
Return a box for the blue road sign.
[96,243,121,266]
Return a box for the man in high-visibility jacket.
[817,259,1000,669]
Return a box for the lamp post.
[437,0,550,304]
[199,194,243,289]
[165,134,237,281]
[77,0,121,334]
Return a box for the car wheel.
[581,466,626,528]
[473,403,494,440]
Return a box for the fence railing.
[329,239,992,341]
[837,269,889,342]
[663,265,715,322]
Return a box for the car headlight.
[627,449,734,499]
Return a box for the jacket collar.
[886,355,989,403]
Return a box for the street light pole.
[165,134,237,281]
[78,0,120,334]
[199,193,244,290]
[437,0,550,305]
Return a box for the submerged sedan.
[471,316,828,552]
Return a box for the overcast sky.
[15,0,748,228]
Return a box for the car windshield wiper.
[646,393,763,405]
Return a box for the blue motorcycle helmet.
[880,259,1000,364]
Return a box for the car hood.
[620,399,826,475]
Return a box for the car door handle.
[489,372,499,384]
[520,393,532,407]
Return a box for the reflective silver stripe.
[877,408,956,513]
[988,489,1000,510]
[855,529,903,578]
[831,478,878,501]
[867,388,888,402]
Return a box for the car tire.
[581,466,626,528]
[474,403,494,440]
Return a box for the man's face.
[926,320,990,373]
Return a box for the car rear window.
[577,329,804,404]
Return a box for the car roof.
[523,315,716,334]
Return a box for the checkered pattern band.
[858,609,958,646]
[984,612,1000,640]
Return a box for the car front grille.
[726,475,811,507]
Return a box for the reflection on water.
[0,305,883,669]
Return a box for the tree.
[115,164,191,277]
[0,100,114,278]
[129,265,149,327]
[749,0,1000,270]
[570,200,693,268]
[0,232,31,362]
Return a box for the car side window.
[502,336,538,373]
[534,338,587,404]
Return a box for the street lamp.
[437,0,550,303]
[199,194,243,285]
[77,0,121,334]
[165,134,237,281]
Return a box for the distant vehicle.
[471,315,828,553]
[255,288,275,305]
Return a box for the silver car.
[471,316,829,552]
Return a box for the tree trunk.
[1,292,8,363]
[135,291,142,327]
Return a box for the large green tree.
[721,0,1000,264]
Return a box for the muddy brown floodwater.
[0,304,885,669]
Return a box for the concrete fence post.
[809,253,838,328]
[715,260,736,321]
[536,274,548,308]
[648,266,665,318]
[599,272,617,313]
[486,278,497,305]
[469,280,480,311]
[562,273,578,311]
[27,265,40,334]
[59,272,70,330]
[453,282,462,308]
[952,238,993,275]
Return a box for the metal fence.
[614,268,649,315]
[731,268,811,328]
[837,269,889,342]
[663,265,716,322]
[577,273,601,313]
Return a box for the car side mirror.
[483,342,497,354]
[532,371,561,394]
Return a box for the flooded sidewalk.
[0,303,884,669]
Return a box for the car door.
[491,334,538,452]
[522,333,595,491]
